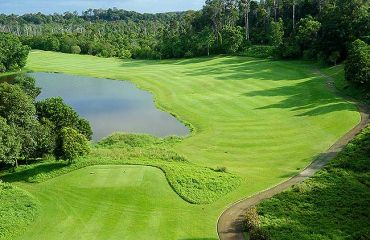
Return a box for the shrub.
[98,133,159,148]
[274,40,301,59]
[119,49,132,59]
[328,51,340,65]
[70,45,81,54]
[345,39,370,90]
[245,207,270,240]
[214,166,227,173]
[243,45,275,58]
[59,127,90,161]
[245,207,260,231]
[249,227,271,240]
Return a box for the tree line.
[0,75,91,168]
[0,0,368,89]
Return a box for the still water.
[26,72,189,141]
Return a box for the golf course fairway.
[11,50,360,239]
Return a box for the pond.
[3,72,190,141]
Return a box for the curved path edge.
[217,69,370,240]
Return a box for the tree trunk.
[274,0,277,22]
[293,1,296,30]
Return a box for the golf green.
[12,51,360,239]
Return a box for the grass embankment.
[0,182,38,240]
[256,126,370,239]
[321,64,370,105]
[2,134,240,204]
[1,51,361,239]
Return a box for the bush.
[70,45,81,54]
[243,45,275,58]
[245,207,270,240]
[249,228,271,240]
[345,39,370,90]
[59,127,90,161]
[274,40,301,59]
[119,49,132,59]
[245,207,260,231]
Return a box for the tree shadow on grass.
[244,76,357,117]
[0,162,68,183]
[182,57,309,81]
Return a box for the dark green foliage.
[13,74,41,99]
[221,26,244,54]
[269,18,284,46]
[243,45,274,58]
[36,97,79,130]
[0,83,39,161]
[76,118,93,140]
[0,83,36,128]
[258,127,370,239]
[59,127,90,161]
[36,97,92,158]
[295,16,321,57]
[0,77,92,165]
[0,33,30,72]
[345,39,370,90]
[0,117,21,165]
[273,39,301,59]
[1,0,368,64]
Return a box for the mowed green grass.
[14,165,208,240]
[13,50,361,239]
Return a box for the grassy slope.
[0,182,38,240]
[258,126,370,240]
[321,64,370,105]
[5,50,360,239]
[256,66,370,240]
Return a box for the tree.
[345,39,370,90]
[0,33,30,72]
[221,25,244,53]
[59,127,90,162]
[13,75,41,100]
[36,97,80,131]
[0,83,38,164]
[0,117,21,166]
[269,18,284,46]
[295,16,321,56]
[36,97,93,157]
[0,83,36,131]
[240,0,251,41]
[76,118,93,140]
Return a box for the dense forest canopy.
[0,0,368,61]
